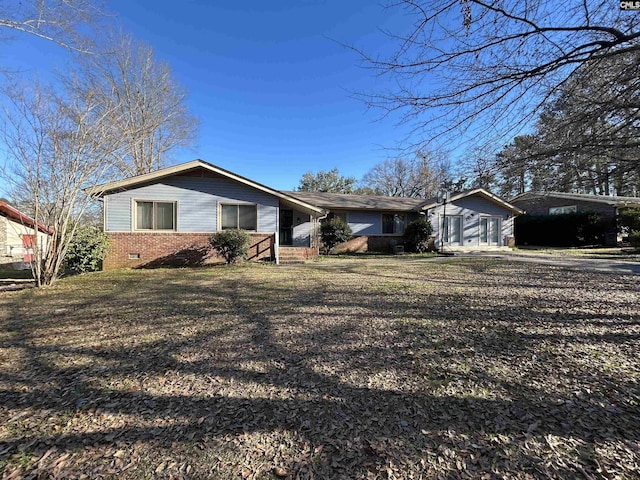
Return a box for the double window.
[135,201,176,230]
[382,213,406,234]
[221,204,257,230]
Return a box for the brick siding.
[104,232,275,270]
[331,235,407,254]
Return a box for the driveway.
[457,251,640,275]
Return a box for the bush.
[618,208,640,236]
[209,229,251,264]
[515,211,610,247]
[320,218,352,254]
[629,230,640,248]
[64,226,109,274]
[403,218,433,253]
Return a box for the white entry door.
[480,217,501,245]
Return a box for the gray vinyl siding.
[347,210,381,235]
[428,195,515,246]
[105,176,278,233]
[292,210,312,247]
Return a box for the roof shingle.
[283,191,429,211]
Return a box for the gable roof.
[419,188,523,214]
[0,202,54,234]
[283,191,426,211]
[511,191,640,207]
[85,160,325,215]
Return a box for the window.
[549,205,577,215]
[382,213,406,234]
[221,204,257,230]
[135,201,176,230]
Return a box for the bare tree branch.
[66,33,199,176]
[0,0,104,53]
[356,0,640,152]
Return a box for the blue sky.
[1,0,422,195]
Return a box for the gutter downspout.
[315,211,329,252]
[275,207,280,265]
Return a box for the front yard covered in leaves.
[0,258,639,478]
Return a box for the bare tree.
[1,78,118,286]
[0,0,102,52]
[357,1,640,151]
[68,33,199,176]
[361,150,450,197]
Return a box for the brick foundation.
[104,232,275,270]
[278,246,319,263]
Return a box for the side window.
[382,213,406,234]
[220,204,258,230]
[135,201,176,230]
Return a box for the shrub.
[618,207,640,236]
[209,229,251,264]
[629,230,640,248]
[320,217,352,254]
[403,218,433,253]
[64,226,109,274]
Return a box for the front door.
[480,217,501,245]
[279,209,293,246]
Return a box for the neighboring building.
[87,160,523,269]
[0,202,53,269]
[510,191,640,245]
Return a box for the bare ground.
[0,258,639,479]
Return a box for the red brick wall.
[278,246,319,259]
[104,232,275,270]
[331,235,406,254]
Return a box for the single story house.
[88,160,522,269]
[510,191,640,245]
[0,201,53,269]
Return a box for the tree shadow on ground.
[1,262,639,478]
